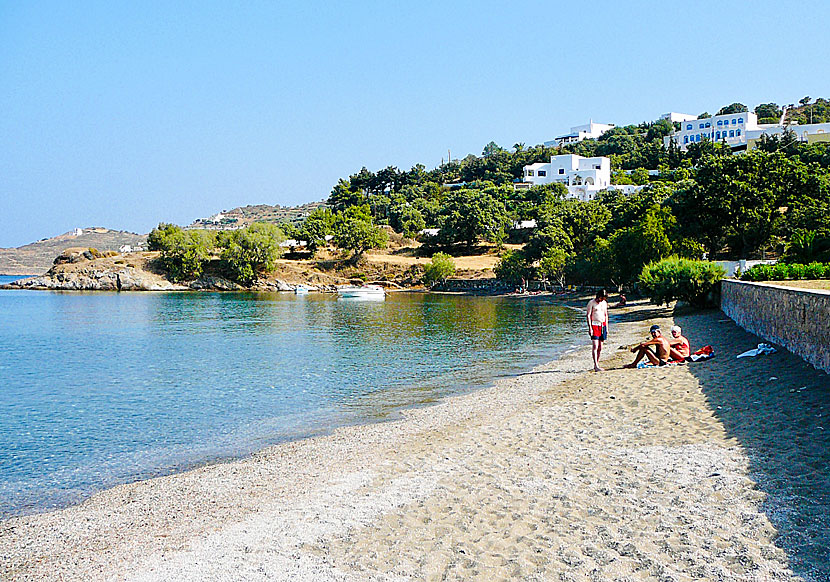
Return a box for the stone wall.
[721,279,830,373]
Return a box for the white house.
[745,121,830,149]
[660,112,698,123]
[664,111,768,151]
[517,154,613,201]
[544,121,615,147]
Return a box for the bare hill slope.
[0,228,147,275]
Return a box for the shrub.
[787,263,807,280]
[741,262,829,281]
[422,252,456,288]
[770,263,790,281]
[217,223,284,285]
[805,262,827,279]
[638,256,726,308]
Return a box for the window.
[686,124,692,130]
[538,170,546,176]
[558,168,565,174]
[705,122,711,128]
[736,129,741,136]
[717,120,723,126]
[731,118,736,125]
[684,135,689,144]
[716,131,721,139]
[527,170,534,176]
[699,123,704,129]
[729,130,735,137]
[738,117,743,124]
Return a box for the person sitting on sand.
[586,288,609,372]
[624,324,671,368]
[668,325,690,362]
[614,293,627,307]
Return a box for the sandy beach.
[1,300,828,581]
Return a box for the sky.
[1,1,829,247]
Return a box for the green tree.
[494,250,532,285]
[608,205,674,284]
[482,141,506,158]
[538,247,569,287]
[147,223,214,282]
[717,102,748,115]
[672,150,806,257]
[629,167,650,185]
[389,201,426,238]
[754,102,782,122]
[217,223,285,285]
[422,252,456,288]
[328,178,364,212]
[299,207,335,255]
[437,186,510,247]
[332,205,388,261]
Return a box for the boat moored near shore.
[336,284,386,300]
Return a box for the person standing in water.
[586,289,608,372]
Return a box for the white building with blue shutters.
[665,111,767,150]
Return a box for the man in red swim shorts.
[586,288,608,372]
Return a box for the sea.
[0,275,583,518]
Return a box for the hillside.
[0,228,147,275]
[187,201,327,230]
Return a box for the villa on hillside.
[663,110,830,151]
[544,121,615,147]
[515,154,643,202]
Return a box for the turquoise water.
[0,283,582,517]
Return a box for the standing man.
[586,289,608,372]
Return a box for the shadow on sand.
[678,309,830,580]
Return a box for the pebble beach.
[2,300,829,581]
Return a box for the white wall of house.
[660,112,698,123]
[664,111,762,150]
[745,122,830,147]
[519,154,639,201]
[544,121,614,146]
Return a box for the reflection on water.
[0,290,581,517]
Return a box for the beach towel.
[736,343,776,358]
[636,361,684,369]
[686,345,714,362]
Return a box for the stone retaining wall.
[721,279,830,373]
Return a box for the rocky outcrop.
[189,276,243,291]
[5,267,187,291]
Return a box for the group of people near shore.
[586,289,690,372]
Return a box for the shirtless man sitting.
[668,325,690,362]
[623,325,671,368]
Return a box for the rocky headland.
[1,248,426,292]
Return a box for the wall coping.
[723,279,830,297]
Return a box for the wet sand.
[2,300,828,581]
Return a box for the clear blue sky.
[1,0,828,247]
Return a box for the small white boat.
[336,284,386,299]
[294,285,310,295]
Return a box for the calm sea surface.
[0,277,582,517]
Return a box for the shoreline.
[2,300,828,580]
[0,292,584,521]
